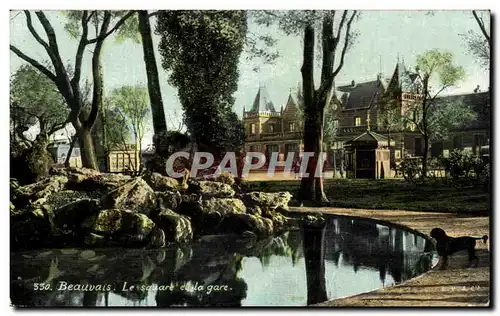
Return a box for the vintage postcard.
[9,8,491,308]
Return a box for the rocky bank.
[10,168,295,250]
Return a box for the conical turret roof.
[250,86,276,112]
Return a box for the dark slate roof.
[435,91,490,130]
[348,130,389,143]
[336,80,381,110]
[250,86,276,112]
[286,93,297,107]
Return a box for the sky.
[9,10,490,145]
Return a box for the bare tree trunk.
[138,10,167,156]
[303,223,327,305]
[314,107,328,203]
[298,24,316,203]
[421,76,430,180]
[64,135,78,167]
[78,127,98,169]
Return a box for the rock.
[156,208,193,243]
[65,168,132,193]
[241,192,292,211]
[246,206,262,216]
[52,199,101,230]
[200,198,246,215]
[10,206,54,250]
[177,198,246,237]
[63,167,102,184]
[144,172,179,191]
[220,213,274,236]
[13,176,69,209]
[82,209,155,247]
[203,171,236,186]
[262,210,289,232]
[188,180,235,199]
[45,190,102,210]
[101,178,156,217]
[83,233,108,247]
[148,225,166,247]
[156,191,182,211]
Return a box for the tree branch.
[85,11,111,129]
[71,11,89,90]
[86,11,135,44]
[333,10,347,50]
[24,11,50,51]
[147,10,159,18]
[315,10,356,104]
[10,45,56,81]
[332,11,356,78]
[472,10,490,44]
[34,11,60,53]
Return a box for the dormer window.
[289,122,295,132]
[269,124,275,133]
[355,117,361,127]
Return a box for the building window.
[251,123,256,135]
[395,150,401,159]
[289,122,295,132]
[269,124,275,133]
[355,117,361,126]
[267,144,279,156]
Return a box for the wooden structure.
[107,144,140,173]
[344,130,393,179]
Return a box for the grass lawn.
[240,178,490,215]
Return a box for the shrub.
[440,149,489,182]
[400,157,423,184]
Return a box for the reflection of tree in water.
[10,216,433,307]
[302,223,327,305]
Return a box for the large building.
[242,60,490,177]
[243,86,303,162]
[333,60,490,164]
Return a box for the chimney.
[474,85,480,93]
[351,80,356,88]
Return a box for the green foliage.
[461,30,489,69]
[114,14,140,43]
[323,102,338,148]
[156,10,247,154]
[460,11,490,70]
[63,10,133,40]
[416,49,466,89]
[157,130,190,157]
[10,64,69,135]
[441,149,488,180]
[399,157,423,184]
[428,99,477,141]
[109,85,151,145]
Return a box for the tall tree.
[137,11,168,158]
[110,85,151,171]
[156,10,247,157]
[10,10,134,169]
[256,10,358,203]
[407,49,466,178]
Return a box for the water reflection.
[10,215,435,307]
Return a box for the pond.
[10,215,437,307]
